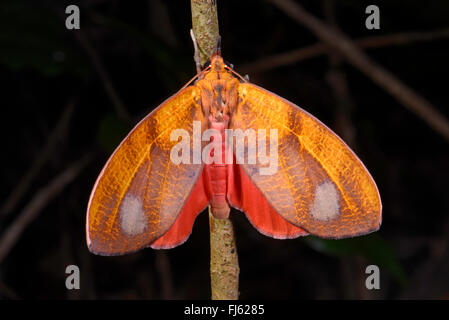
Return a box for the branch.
[155,251,174,299]
[1,100,75,217]
[239,28,449,74]
[191,0,240,300]
[209,207,239,300]
[191,0,220,66]
[269,0,449,143]
[73,30,131,122]
[0,155,92,264]
[323,0,357,150]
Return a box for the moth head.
[210,55,226,73]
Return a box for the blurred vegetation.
[305,235,406,285]
[0,0,448,299]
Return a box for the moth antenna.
[190,29,202,74]
[210,35,222,58]
[226,66,251,83]
[216,36,222,56]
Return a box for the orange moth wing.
[149,169,209,249]
[229,83,382,239]
[227,159,308,239]
[86,86,207,255]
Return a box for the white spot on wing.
[310,181,340,221]
[120,194,147,236]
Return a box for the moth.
[86,51,382,255]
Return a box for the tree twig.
[0,155,92,263]
[239,28,449,74]
[191,0,240,300]
[73,30,131,122]
[209,207,239,300]
[323,0,357,149]
[191,0,220,66]
[1,100,75,217]
[269,0,449,142]
[155,251,174,299]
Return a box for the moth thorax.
[210,82,230,122]
[208,114,229,128]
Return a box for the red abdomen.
[204,120,231,219]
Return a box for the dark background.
[1,0,448,299]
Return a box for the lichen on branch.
[191,0,220,65]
